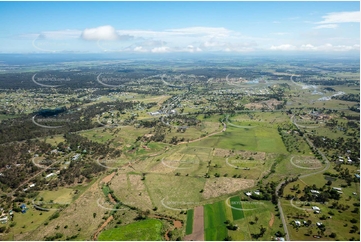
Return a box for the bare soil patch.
[183,206,204,241]
[202,177,255,199]
[93,215,113,241]
[269,212,274,227]
[174,220,182,228]
[102,172,115,184]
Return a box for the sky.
[0,1,359,55]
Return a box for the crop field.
[98,219,163,241]
[229,196,245,220]
[185,209,194,235]
[203,200,229,241]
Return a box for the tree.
[255,216,259,224]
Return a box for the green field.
[98,219,163,241]
[185,209,194,235]
[203,201,228,241]
[190,125,287,153]
[229,196,245,220]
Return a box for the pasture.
[203,200,229,241]
[185,209,194,235]
[98,219,163,241]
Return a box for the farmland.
[0,56,358,241]
[98,219,163,241]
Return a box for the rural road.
[274,114,332,240]
[275,180,291,241]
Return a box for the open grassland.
[189,124,287,154]
[98,219,163,241]
[4,207,57,240]
[203,200,229,241]
[209,156,273,180]
[19,177,110,241]
[145,174,206,214]
[185,209,194,235]
[36,188,74,204]
[43,135,66,147]
[228,200,282,241]
[109,173,153,211]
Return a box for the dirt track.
[183,206,204,241]
[93,215,113,241]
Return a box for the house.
[355,174,360,179]
[45,173,55,178]
[0,216,8,224]
[245,192,252,196]
[274,237,285,241]
[29,183,36,188]
[20,204,27,213]
[294,220,301,226]
[316,222,323,227]
[332,187,342,191]
[148,111,161,116]
[310,190,320,194]
[72,154,81,161]
[312,206,321,211]
[253,190,261,196]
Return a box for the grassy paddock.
[98,219,163,241]
[185,209,194,235]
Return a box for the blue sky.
[0,1,359,54]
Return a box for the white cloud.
[133,46,147,52]
[313,24,338,29]
[270,44,297,51]
[318,11,360,24]
[81,25,119,41]
[185,45,202,53]
[271,43,359,52]
[151,46,171,53]
[300,44,317,50]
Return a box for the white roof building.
[310,190,320,194]
[45,173,55,178]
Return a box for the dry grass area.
[102,172,116,184]
[19,178,108,241]
[234,150,266,160]
[202,177,255,199]
[109,173,153,210]
[213,148,266,160]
